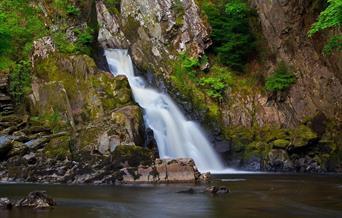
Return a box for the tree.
[203,0,255,72]
[308,0,342,54]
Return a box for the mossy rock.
[44,135,72,160]
[112,145,153,167]
[78,127,103,150]
[272,139,290,149]
[290,125,318,148]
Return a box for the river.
[1,174,341,218]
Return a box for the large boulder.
[0,135,13,159]
[120,158,201,183]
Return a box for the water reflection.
[0,174,341,218]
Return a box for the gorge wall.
[0,0,341,177]
[95,0,342,172]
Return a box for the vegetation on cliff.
[308,0,342,54]
[201,0,256,71]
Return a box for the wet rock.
[23,152,37,165]
[155,158,198,183]
[199,172,212,183]
[206,186,230,194]
[120,158,201,184]
[7,141,28,157]
[0,197,12,209]
[25,138,49,150]
[0,135,12,158]
[15,191,56,208]
[265,149,294,171]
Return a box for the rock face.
[121,158,202,183]
[252,0,342,125]
[96,0,211,78]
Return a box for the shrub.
[202,0,256,72]
[9,60,32,103]
[265,62,296,92]
[198,77,226,100]
[66,5,81,17]
[308,0,342,55]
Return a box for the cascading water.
[105,49,229,173]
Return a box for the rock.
[199,172,212,183]
[217,186,230,194]
[31,36,56,67]
[206,186,218,194]
[112,145,153,168]
[25,138,49,150]
[155,158,199,183]
[206,186,230,195]
[252,0,342,123]
[96,0,211,78]
[7,141,28,157]
[0,135,12,158]
[15,191,56,208]
[97,105,144,155]
[23,152,37,165]
[120,158,201,184]
[265,149,294,171]
[0,197,12,209]
[241,154,262,171]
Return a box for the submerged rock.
[15,191,56,209]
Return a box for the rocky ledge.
[121,158,208,184]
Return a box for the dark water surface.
[0,174,341,218]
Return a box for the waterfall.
[105,49,226,173]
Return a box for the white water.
[105,49,243,173]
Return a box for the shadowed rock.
[15,191,56,209]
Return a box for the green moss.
[290,125,318,148]
[103,0,121,15]
[112,145,153,167]
[79,127,102,150]
[91,74,132,111]
[44,135,72,160]
[272,139,290,149]
[122,16,141,42]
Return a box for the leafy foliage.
[308,0,342,54]
[265,62,296,92]
[53,27,94,55]
[323,35,342,54]
[0,0,46,69]
[9,60,32,103]
[202,0,256,72]
[66,5,81,17]
[198,77,226,100]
